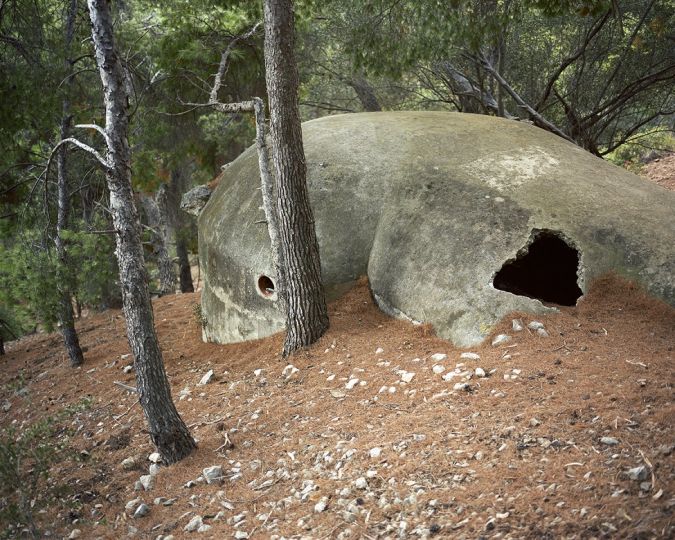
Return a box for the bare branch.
[535,10,612,112]
[478,54,576,144]
[210,21,262,103]
[47,137,110,175]
[74,123,110,145]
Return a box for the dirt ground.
[1,167,673,539]
[642,152,675,191]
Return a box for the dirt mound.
[642,151,675,191]
[1,274,673,539]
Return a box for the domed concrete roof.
[198,112,674,347]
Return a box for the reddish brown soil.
[2,161,674,539]
[641,152,675,191]
[2,273,674,539]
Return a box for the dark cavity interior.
[258,275,275,297]
[493,231,583,306]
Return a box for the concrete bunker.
[492,229,583,306]
[198,112,675,347]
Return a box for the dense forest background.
[1,0,673,342]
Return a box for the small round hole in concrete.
[257,275,275,298]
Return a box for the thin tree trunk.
[55,0,84,367]
[142,185,175,296]
[263,0,329,357]
[176,237,193,293]
[348,75,381,112]
[87,0,195,463]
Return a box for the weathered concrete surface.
[198,112,675,347]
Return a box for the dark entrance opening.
[493,230,583,306]
[257,275,275,298]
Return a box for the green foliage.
[605,129,675,172]
[0,399,91,538]
[0,217,119,337]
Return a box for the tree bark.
[264,0,329,357]
[87,0,195,463]
[348,75,381,112]
[176,236,193,293]
[55,0,84,367]
[142,184,175,296]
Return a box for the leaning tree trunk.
[263,0,329,356]
[55,0,84,367]
[87,0,195,463]
[348,75,382,112]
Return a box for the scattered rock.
[354,477,368,489]
[600,436,619,446]
[432,364,445,374]
[198,369,214,385]
[492,334,511,346]
[375,347,384,354]
[400,371,415,383]
[149,463,161,476]
[475,367,486,378]
[68,529,82,539]
[125,498,142,512]
[537,328,549,337]
[140,474,155,491]
[123,365,133,374]
[181,185,212,216]
[121,457,136,470]
[512,319,524,331]
[345,378,359,390]
[233,532,249,539]
[369,447,382,459]
[460,352,480,360]
[282,364,299,380]
[133,503,150,518]
[203,465,224,485]
[149,452,162,463]
[430,353,447,361]
[314,496,329,513]
[626,465,649,481]
[197,524,212,533]
[184,515,203,532]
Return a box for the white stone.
[197,525,212,533]
[133,503,150,518]
[400,371,415,383]
[314,497,329,513]
[354,477,368,489]
[140,475,154,491]
[512,319,524,331]
[121,457,136,470]
[475,367,486,378]
[492,334,511,346]
[369,447,382,459]
[125,498,142,512]
[282,364,299,380]
[68,529,82,539]
[453,382,468,391]
[253,369,262,377]
[600,436,619,446]
[203,465,224,484]
[375,347,384,354]
[149,463,161,476]
[345,378,359,390]
[123,365,133,374]
[432,364,445,374]
[528,321,545,330]
[184,515,203,532]
[198,369,214,385]
[430,353,447,361]
[537,328,549,337]
[234,532,249,539]
[148,452,162,463]
[460,352,480,360]
[442,372,456,382]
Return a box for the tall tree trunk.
[87,0,195,463]
[142,184,175,296]
[166,166,194,293]
[348,75,382,111]
[263,0,329,357]
[55,0,84,367]
[176,236,194,293]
